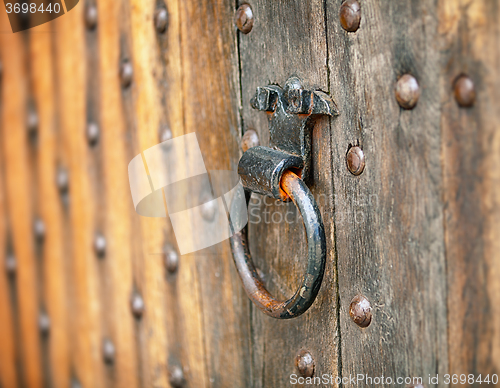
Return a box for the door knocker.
[229,77,339,319]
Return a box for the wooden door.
[0,1,499,387]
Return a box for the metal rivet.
[5,254,16,276]
[56,167,69,193]
[71,379,82,388]
[395,74,421,109]
[119,61,133,88]
[169,365,185,388]
[130,293,145,318]
[93,233,106,258]
[154,8,168,33]
[349,294,372,328]
[34,217,46,242]
[234,4,254,34]
[86,122,100,146]
[39,312,50,336]
[241,129,260,152]
[159,126,173,144]
[163,244,179,274]
[84,3,98,30]
[454,75,475,107]
[346,146,365,176]
[200,196,217,221]
[102,338,115,364]
[339,0,361,32]
[295,349,315,378]
[27,110,38,136]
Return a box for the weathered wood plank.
[53,4,106,387]
[176,0,252,386]
[326,0,448,386]
[29,20,70,388]
[0,90,19,388]
[439,0,500,383]
[238,1,340,386]
[96,0,140,386]
[0,13,44,388]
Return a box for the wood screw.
[346,146,365,176]
[395,74,421,109]
[38,312,50,336]
[120,61,133,88]
[349,294,372,328]
[234,4,254,34]
[34,217,46,242]
[85,3,98,30]
[339,0,361,32]
[454,75,475,107]
[87,122,100,146]
[94,233,106,258]
[154,8,168,33]
[241,129,260,152]
[130,293,145,318]
[56,167,69,193]
[102,338,115,364]
[5,253,16,276]
[295,349,315,378]
[163,244,179,274]
[169,365,185,388]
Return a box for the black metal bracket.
[238,77,339,200]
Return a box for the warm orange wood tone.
[1,1,499,387]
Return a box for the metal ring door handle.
[229,170,326,319]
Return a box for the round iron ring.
[229,170,326,319]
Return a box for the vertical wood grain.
[177,0,252,385]
[29,20,70,388]
[53,4,105,387]
[439,0,500,383]
[0,13,43,388]
[326,0,448,385]
[238,1,340,386]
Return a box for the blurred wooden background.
[0,0,499,387]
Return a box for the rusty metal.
[159,125,172,144]
[130,293,145,318]
[230,77,334,319]
[87,122,100,146]
[295,350,315,377]
[346,146,365,176]
[169,365,185,388]
[5,253,16,276]
[120,61,133,88]
[38,312,50,336]
[56,167,69,193]
[163,244,179,274]
[27,109,38,136]
[454,75,475,107]
[248,77,338,184]
[241,129,259,152]
[395,74,421,109]
[199,193,217,221]
[102,338,115,364]
[349,295,372,328]
[339,0,361,32]
[34,217,45,242]
[234,4,254,34]
[94,233,106,258]
[154,8,168,33]
[230,171,326,319]
[84,3,98,30]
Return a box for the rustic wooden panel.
[0,13,44,388]
[326,0,448,385]
[238,1,340,386]
[177,0,252,386]
[29,21,70,388]
[439,0,500,383]
[0,86,18,388]
[53,4,106,387]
